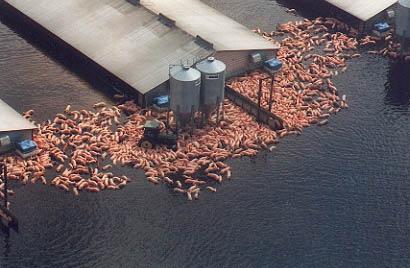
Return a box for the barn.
[2,0,280,106]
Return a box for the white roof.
[4,0,213,94]
[0,99,37,132]
[141,0,280,51]
[4,0,278,95]
[325,0,398,21]
[399,0,410,8]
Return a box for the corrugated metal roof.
[0,99,37,132]
[325,0,398,21]
[4,0,213,94]
[141,0,280,51]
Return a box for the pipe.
[257,79,263,121]
[268,76,274,112]
[3,162,7,209]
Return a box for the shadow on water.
[0,224,12,259]
[385,60,410,107]
[275,0,364,31]
[275,0,337,19]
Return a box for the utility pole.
[3,163,7,209]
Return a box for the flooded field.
[0,0,409,267]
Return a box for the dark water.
[0,1,410,267]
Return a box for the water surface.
[0,1,409,267]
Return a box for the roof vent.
[126,0,140,5]
[195,35,214,50]
[158,13,175,27]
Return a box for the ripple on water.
[0,1,410,267]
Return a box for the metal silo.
[169,65,201,128]
[396,0,410,39]
[196,57,226,121]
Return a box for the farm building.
[0,99,37,154]
[322,0,398,31]
[2,0,280,106]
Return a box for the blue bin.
[263,58,282,72]
[374,22,390,33]
[153,95,170,108]
[16,140,37,154]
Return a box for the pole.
[3,163,7,209]
[201,109,207,128]
[257,79,263,121]
[190,105,194,136]
[221,99,225,121]
[176,105,180,135]
[268,75,274,112]
[216,97,220,126]
[166,107,170,132]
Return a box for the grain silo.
[196,57,226,121]
[396,0,410,50]
[169,65,201,128]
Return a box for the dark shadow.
[0,223,11,258]
[275,0,329,19]
[385,60,410,107]
[275,0,363,29]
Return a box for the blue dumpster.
[263,58,282,73]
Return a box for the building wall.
[362,4,397,32]
[396,3,410,38]
[143,50,277,106]
[143,81,169,107]
[0,130,33,154]
[215,50,276,78]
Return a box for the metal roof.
[325,0,398,21]
[4,0,213,94]
[140,0,280,51]
[399,0,410,8]
[0,99,37,133]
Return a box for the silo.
[169,65,201,128]
[396,0,410,49]
[196,57,226,119]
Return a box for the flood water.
[0,1,409,267]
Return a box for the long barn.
[323,0,398,31]
[2,0,280,106]
[0,99,37,154]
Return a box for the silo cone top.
[170,65,201,82]
[196,57,226,74]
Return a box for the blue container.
[374,22,390,33]
[153,95,170,108]
[263,58,282,72]
[16,140,37,153]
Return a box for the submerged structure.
[2,0,279,106]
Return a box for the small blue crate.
[16,140,38,153]
[153,95,170,108]
[263,58,282,72]
[374,22,390,33]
